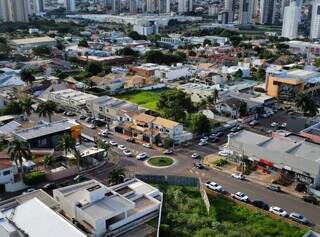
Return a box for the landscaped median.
[147,156,175,168]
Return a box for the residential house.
[154,64,190,82]
[0,68,26,90]
[129,64,159,78]
[215,97,244,118]
[124,75,155,89]
[53,179,162,237]
[0,151,16,186]
[90,74,124,92]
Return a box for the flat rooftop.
[14,120,79,140]
[301,122,320,136]
[11,36,56,45]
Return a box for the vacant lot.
[116,89,170,112]
[156,184,306,237]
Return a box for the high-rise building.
[158,0,170,13]
[260,0,281,24]
[280,0,290,19]
[130,0,137,13]
[0,0,29,22]
[146,0,156,12]
[281,0,301,39]
[224,0,234,23]
[65,0,76,12]
[239,0,254,25]
[112,0,121,13]
[178,0,192,13]
[310,0,320,39]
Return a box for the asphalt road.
[30,113,320,226]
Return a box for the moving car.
[289,213,309,225]
[163,149,173,155]
[98,131,108,138]
[118,145,126,150]
[109,140,118,146]
[231,172,245,180]
[231,192,249,202]
[191,153,200,159]
[218,149,233,157]
[251,200,269,210]
[267,184,281,192]
[194,161,204,169]
[198,140,208,146]
[143,143,152,148]
[136,152,148,160]
[302,195,318,205]
[271,122,278,127]
[205,182,224,192]
[269,206,288,217]
[123,150,132,157]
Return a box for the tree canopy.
[144,50,186,65]
[190,113,211,135]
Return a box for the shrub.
[213,159,229,167]
[23,171,46,185]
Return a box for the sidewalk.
[204,154,305,199]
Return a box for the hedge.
[23,171,46,185]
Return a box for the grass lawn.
[147,156,174,167]
[156,184,307,237]
[116,89,170,113]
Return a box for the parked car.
[88,124,96,129]
[269,206,288,217]
[126,137,136,143]
[218,149,233,157]
[231,172,245,180]
[289,213,309,225]
[209,133,217,139]
[302,195,318,205]
[163,149,173,155]
[267,184,281,192]
[194,161,204,169]
[23,188,36,194]
[118,145,126,150]
[249,120,258,126]
[231,192,249,202]
[251,200,269,210]
[211,137,219,143]
[271,122,278,127]
[281,122,287,128]
[98,131,108,138]
[73,175,89,182]
[136,152,148,160]
[85,117,93,123]
[42,183,57,190]
[79,115,86,120]
[123,150,132,157]
[201,136,209,142]
[191,153,200,159]
[109,140,118,146]
[143,143,152,148]
[198,140,208,146]
[217,132,224,137]
[205,182,224,192]
[93,120,106,127]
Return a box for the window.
[3,170,11,176]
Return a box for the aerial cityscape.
[0,0,319,236]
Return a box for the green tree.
[203,39,211,46]
[44,154,55,168]
[314,58,320,68]
[85,61,103,76]
[128,31,147,40]
[37,100,57,122]
[32,46,52,57]
[8,139,32,175]
[108,168,125,185]
[115,47,138,57]
[96,138,110,155]
[157,89,195,122]
[239,101,247,117]
[190,113,211,135]
[20,96,34,117]
[295,92,318,117]
[84,78,96,89]
[0,100,23,115]
[78,38,89,48]
[233,69,243,80]
[163,137,174,149]
[256,67,266,81]
[20,69,35,86]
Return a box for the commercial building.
[112,0,121,14]
[260,0,280,24]
[224,0,234,23]
[13,120,81,149]
[266,69,320,100]
[53,179,162,237]
[154,64,190,82]
[133,22,159,36]
[10,36,56,52]
[49,89,97,112]
[300,121,320,144]
[0,0,29,22]
[286,40,320,56]
[239,0,254,25]
[310,0,320,39]
[65,0,76,12]
[178,0,193,13]
[281,0,301,39]
[227,130,320,187]
[0,190,87,237]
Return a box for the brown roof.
[153,117,178,129]
[133,113,155,123]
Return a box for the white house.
[154,64,190,82]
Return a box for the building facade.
[0,0,29,22]
[239,0,254,25]
[281,0,301,39]
[310,0,320,39]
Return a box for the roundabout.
[145,156,175,168]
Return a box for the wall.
[46,166,78,181]
[135,174,199,187]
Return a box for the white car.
[136,152,148,160]
[289,213,309,224]
[23,188,36,194]
[88,124,96,129]
[109,140,118,146]
[205,182,224,192]
[200,137,209,142]
[163,149,173,155]
[142,143,152,148]
[118,145,126,150]
[123,149,132,157]
[281,122,287,128]
[198,140,208,146]
[271,122,278,127]
[232,192,249,202]
[249,120,258,126]
[218,149,233,157]
[191,153,200,159]
[98,131,108,137]
[231,172,245,180]
[269,206,288,217]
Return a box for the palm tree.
[57,133,76,156]
[8,139,32,175]
[20,69,35,86]
[96,138,110,155]
[44,154,55,168]
[212,89,219,104]
[20,96,34,118]
[295,92,319,117]
[108,168,125,185]
[37,100,57,123]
